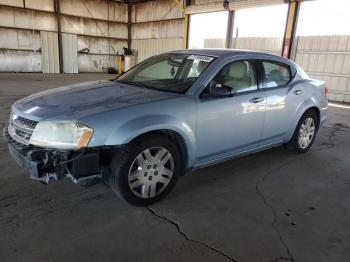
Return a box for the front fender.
[105,114,196,167]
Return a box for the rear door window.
[262,61,292,88]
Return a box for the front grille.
[8,113,38,145]
[15,129,28,138]
[16,116,38,129]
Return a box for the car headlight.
[29,121,93,150]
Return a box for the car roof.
[167,48,296,70]
[168,48,287,61]
[165,48,299,81]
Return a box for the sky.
[188,0,350,49]
[188,11,229,49]
[297,0,350,36]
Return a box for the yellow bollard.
[117,56,123,75]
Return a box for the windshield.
[117,54,215,93]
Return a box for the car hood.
[12,80,180,121]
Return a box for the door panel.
[196,59,266,164]
[197,93,266,163]
[259,60,305,145]
[261,87,307,145]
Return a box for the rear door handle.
[249,97,264,104]
[294,90,302,95]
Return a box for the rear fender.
[286,96,318,140]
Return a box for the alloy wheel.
[128,147,174,198]
[298,117,315,149]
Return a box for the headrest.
[269,70,283,82]
[228,61,247,79]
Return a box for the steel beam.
[282,0,301,58]
[127,4,132,51]
[183,14,189,48]
[226,10,235,48]
[174,0,185,13]
[54,0,63,73]
[173,0,188,48]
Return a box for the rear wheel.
[285,110,318,153]
[109,135,180,206]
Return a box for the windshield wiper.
[116,80,148,88]
[116,80,183,94]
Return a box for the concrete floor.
[0,73,349,262]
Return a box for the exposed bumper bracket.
[3,127,103,185]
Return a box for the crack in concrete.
[311,125,350,152]
[324,124,350,148]
[328,130,336,148]
[255,160,296,262]
[146,206,240,262]
[269,256,294,262]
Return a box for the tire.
[285,110,318,153]
[109,135,180,206]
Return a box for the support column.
[183,14,189,48]
[127,4,132,51]
[282,0,301,59]
[226,10,235,48]
[174,0,187,48]
[54,0,63,73]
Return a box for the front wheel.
[285,110,318,153]
[109,135,181,206]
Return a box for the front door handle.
[249,97,264,104]
[294,90,302,95]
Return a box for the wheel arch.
[286,97,321,141]
[127,129,190,174]
[104,114,196,169]
[303,106,321,129]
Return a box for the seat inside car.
[224,61,253,92]
[268,69,284,85]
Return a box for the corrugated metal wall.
[77,35,126,72]
[132,38,183,63]
[295,35,350,103]
[185,2,225,14]
[62,33,78,73]
[234,37,283,55]
[0,1,56,72]
[203,38,226,48]
[0,0,128,73]
[228,0,284,10]
[186,0,284,14]
[0,27,41,72]
[0,50,42,72]
[40,31,59,73]
[131,0,184,63]
[204,37,283,56]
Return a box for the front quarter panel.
[80,96,197,167]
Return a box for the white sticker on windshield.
[187,55,214,62]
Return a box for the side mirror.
[210,82,236,97]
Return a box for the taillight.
[325,86,328,97]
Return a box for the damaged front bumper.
[3,127,113,185]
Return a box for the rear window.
[262,61,292,88]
